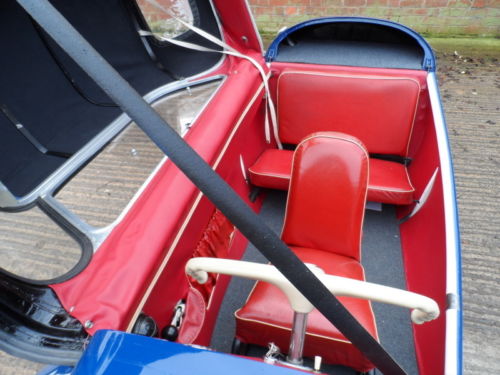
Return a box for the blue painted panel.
[265,17,436,71]
[66,330,303,375]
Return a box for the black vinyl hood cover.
[266,17,435,71]
[0,0,221,199]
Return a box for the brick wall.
[249,0,499,37]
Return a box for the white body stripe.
[427,72,462,375]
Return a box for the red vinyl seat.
[248,69,420,205]
[249,149,415,205]
[236,132,378,372]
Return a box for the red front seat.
[235,132,378,372]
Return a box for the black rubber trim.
[370,153,412,166]
[0,329,83,365]
[16,1,407,373]
[0,272,88,365]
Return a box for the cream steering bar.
[186,257,439,324]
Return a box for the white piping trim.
[404,159,417,191]
[278,70,422,84]
[248,170,291,179]
[367,186,415,193]
[126,82,267,331]
[239,155,248,184]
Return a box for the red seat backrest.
[281,132,369,261]
[277,71,420,157]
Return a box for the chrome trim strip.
[427,72,462,375]
[446,293,458,310]
[40,195,112,250]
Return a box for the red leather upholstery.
[249,150,415,205]
[281,133,368,260]
[277,71,420,156]
[248,149,293,191]
[248,68,420,205]
[236,133,377,372]
[367,158,414,205]
[235,247,378,373]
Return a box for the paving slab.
[431,38,500,374]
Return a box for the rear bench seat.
[249,69,421,205]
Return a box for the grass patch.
[425,37,500,55]
[259,27,500,56]
[426,37,500,54]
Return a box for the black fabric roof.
[0,0,220,197]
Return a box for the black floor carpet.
[211,190,418,374]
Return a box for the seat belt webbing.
[140,0,282,149]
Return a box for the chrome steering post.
[287,311,308,365]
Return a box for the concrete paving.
[1,40,499,374]
[432,39,500,374]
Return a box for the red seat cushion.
[277,71,420,156]
[235,247,378,373]
[248,149,415,205]
[281,133,369,260]
[248,149,293,191]
[238,133,376,372]
[368,158,415,205]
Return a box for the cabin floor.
[0,40,498,375]
[211,190,418,374]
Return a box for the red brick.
[410,8,429,14]
[447,0,473,7]
[250,0,499,36]
[254,7,271,15]
[340,7,362,14]
[400,0,424,6]
[426,0,448,6]
[344,0,367,6]
[367,0,389,5]
[472,0,486,7]
[305,5,323,14]
[325,0,344,6]
[270,0,289,5]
